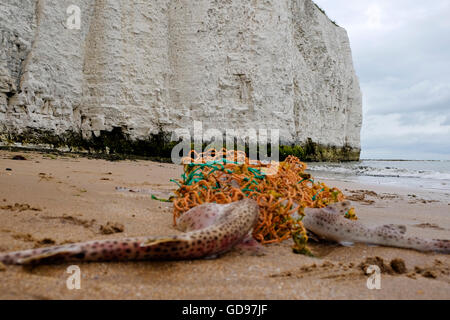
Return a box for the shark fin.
[234,235,266,256]
[140,237,184,248]
[339,241,354,247]
[139,237,194,259]
[203,254,220,260]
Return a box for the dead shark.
[301,201,450,253]
[0,199,260,265]
[1,199,448,265]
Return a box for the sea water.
[306,160,450,193]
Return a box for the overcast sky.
[314,0,450,160]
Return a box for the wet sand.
[0,150,449,300]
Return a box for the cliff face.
[0,0,362,161]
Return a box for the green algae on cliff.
[0,129,360,162]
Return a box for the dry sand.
[0,150,449,300]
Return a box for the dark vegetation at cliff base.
[279,139,360,162]
[0,129,360,162]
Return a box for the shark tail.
[0,236,195,265]
[0,245,87,265]
[427,239,450,254]
[371,224,450,254]
[398,237,450,254]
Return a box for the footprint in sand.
[413,223,445,231]
[268,257,448,282]
[12,233,56,248]
[0,203,42,212]
[41,215,124,235]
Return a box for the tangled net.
[170,148,356,254]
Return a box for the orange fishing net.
[171,148,354,253]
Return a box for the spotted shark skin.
[302,201,450,254]
[0,199,260,265]
[1,199,448,265]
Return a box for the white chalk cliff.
[0,0,362,160]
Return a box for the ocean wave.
[307,164,450,181]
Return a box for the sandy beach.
[0,149,449,300]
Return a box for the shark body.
[1,199,448,265]
[302,201,450,253]
[0,199,260,265]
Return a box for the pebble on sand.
[100,222,125,235]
